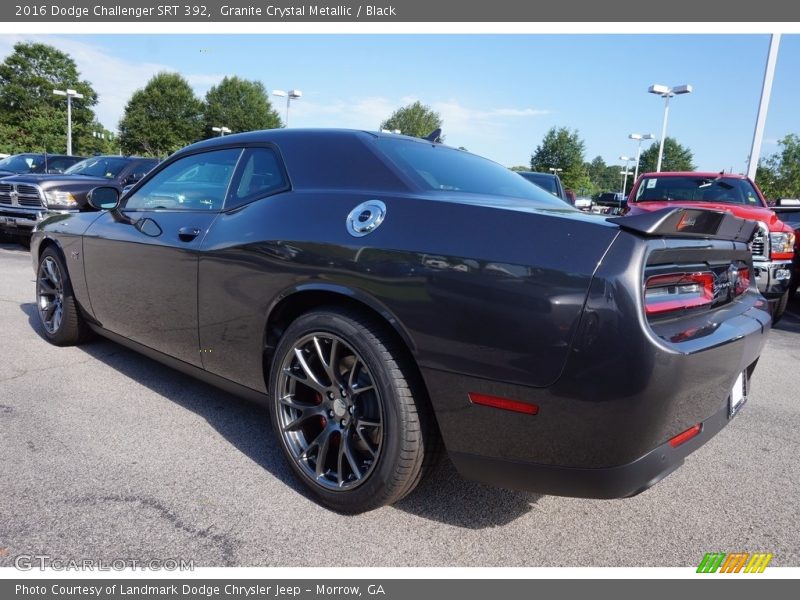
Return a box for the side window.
[226,147,288,210]
[124,148,242,211]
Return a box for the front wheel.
[268,308,437,513]
[36,247,88,345]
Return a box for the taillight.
[734,267,750,296]
[644,272,714,316]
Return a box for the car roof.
[173,128,430,157]
[639,171,749,180]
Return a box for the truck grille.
[749,223,768,261]
[0,184,12,205]
[0,183,44,208]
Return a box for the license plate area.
[729,370,748,419]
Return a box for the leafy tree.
[637,137,695,173]
[118,72,204,156]
[756,134,800,200]
[530,127,586,190]
[380,101,442,139]
[0,42,99,155]
[510,165,531,172]
[203,76,282,138]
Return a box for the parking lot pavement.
[1,241,799,568]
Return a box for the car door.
[82,147,243,367]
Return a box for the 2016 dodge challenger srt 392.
[31,129,770,513]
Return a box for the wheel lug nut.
[327,392,334,399]
[328,410,334,418]
[340,420,346,427]
[349,406,354,414]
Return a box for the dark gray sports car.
[31,129,770,512]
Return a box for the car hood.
[628,201,785,229]
[0,173,114,189]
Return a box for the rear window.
[518,172,559,196]
[634,176,764,207]
[378,139,563,204]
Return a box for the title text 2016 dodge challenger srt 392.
[30,129,770,513]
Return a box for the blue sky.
[1,34,799,171]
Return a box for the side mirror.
[88,186,120,211]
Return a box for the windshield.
[0,154,42,173]
[65,157,130,179]
[634,176,765,207]
[518,172,559,196]
[378,139,565,205]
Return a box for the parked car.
[593,191,627,214]
[771,198,800,298]
[574,196,593,211]
[31,130,769,513]
[625,172,795,322]
[0,155,158,243]
[517,171,573,205]
[0,153,85,178]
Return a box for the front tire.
[268,307,436,513]
[36,247,88,345]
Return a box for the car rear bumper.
[449,395,739,498]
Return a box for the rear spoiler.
[607,207,757,244]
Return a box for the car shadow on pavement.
[21,302,541,528]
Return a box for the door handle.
[177,226,201,242]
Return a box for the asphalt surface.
[1,241,799,567]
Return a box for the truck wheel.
[772,290,789,325]
[268,307,437,513]
[36,247,88,346]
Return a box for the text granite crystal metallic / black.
[29,129,771,513]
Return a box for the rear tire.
[268,307,437,513]
[36,247,88,346]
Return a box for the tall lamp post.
[53,88,83,156]
[212,126,231,137]
[548,167,563,176]
[619,156,635,197]
[628,133,654,182]
[272,89,302,127]
[648,83,692,172]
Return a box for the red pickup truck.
[625,172,795,321]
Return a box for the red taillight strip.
[468,392,539,415]
[668,423,702,448]
[644,271,714,315]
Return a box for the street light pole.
[548,167,563,176]
[53,88,84,156]
[648,84,692,172]
[619,156,635,197]
[629,133,654,182]
[211,126,231,137]
[272,89,302,127]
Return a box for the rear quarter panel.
[196,191,619,393]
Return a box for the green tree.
[510,165,531,172]
[118,72,203,156]
[530,127,586,190]
[756,134,800,200]
[380,101,442,139]
[203,76,282,138]
[586,155,620,194]
[0,42,99,155]
[637,137,695,173]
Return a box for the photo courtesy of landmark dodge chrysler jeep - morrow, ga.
[625,172,795,322]
[29,130,771,513]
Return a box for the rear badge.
[347,200,387,237]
